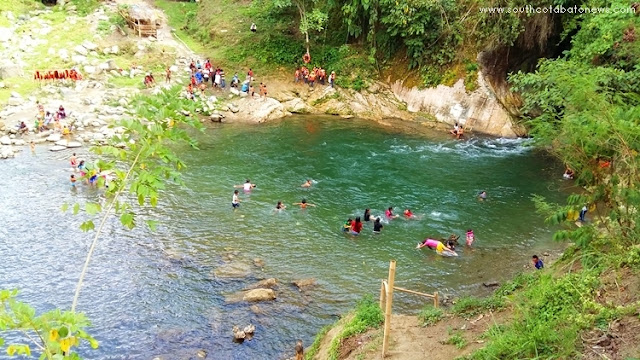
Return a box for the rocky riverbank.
[0,0,523,161]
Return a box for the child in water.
[363,208,371,221]
[466,229,475,246]
[301,179,313,188]
[403,209,414,218]
[70,174,76,188]
[275,201,286,211]
[385,207,399,219]
[293,199,316,209]
[342,218,353,232]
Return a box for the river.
[0,116,567,359]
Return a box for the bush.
[418,305,443,327]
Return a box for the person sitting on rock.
[18,121,28,134]
[57,105,66,119]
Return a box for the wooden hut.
[120,5,160,37]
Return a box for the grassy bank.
[305,295,383,360]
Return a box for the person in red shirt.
[350,217,363,235]
[403,209,414,218]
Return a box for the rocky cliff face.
[390,72,525,138]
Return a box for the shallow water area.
[0,116,568,359]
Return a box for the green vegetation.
[325,295,383,360]
[451,296,505,318]
[418,305,444,326]
[304,324,331,360]
[445,331,468,349]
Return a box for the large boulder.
[0,136,11,145]
[49,145,67,152]
[0,146,15,159]
[242,288,276,302]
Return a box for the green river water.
[0,116,568,359]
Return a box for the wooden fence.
[379,260,439,358]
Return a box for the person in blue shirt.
[195,70,203,84]
[532,255,544,270]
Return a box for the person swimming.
[385,207,399,219]
[235,179,256,192]
[293,199,316,209]
[342,218,353,232]
[403,209,414,218]
[350,217,363,235]
[417,238,457,256]
[373,217,383,233]
[364,208,371,222]
[466,229,475,246]
[478,191,487,201]
[275,201,286,211]
[301,179,313,188]
[70,174,76,187]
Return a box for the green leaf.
[138,194,145,206]
[85,202,102,216]
[80,220,95,232]
[120,213,134,230]
[89,338,99,349]
[73,203,80,215]
[150,195,158,207]
[146,220,158,231]
[61,203,69,212]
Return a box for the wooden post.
[381,260,396,358]
[379,280,386,310]
[434,291,439,308]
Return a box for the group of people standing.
[294,66,335,88]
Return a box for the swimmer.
[301,179,313,188]
[385,207,399,219]
[293,199,316,209]
[417,238,457,256]
[364,208,371,222]
[373,217,383,233]
[403,209,415,218]
[478,191,487,201]
[70,153,78,171]
[235,179,257,192]
[350,217,363,235]
[342,218,353,232]
[78,160,86,178]
[275,201,286,211]
[232,190,240,208]
[30,141,35,153]
[466,229,475,246]
[70,174,76,187]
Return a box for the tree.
[273,0,328,56]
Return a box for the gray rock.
[49,145,67,152]
[243,289,276,302]
[11,139,25,146]
[7,97,23,106]
[0,146,15,159]
[81,40,98,51]
[46,133,62,142]
[0,61,23,80]
[84,65,96,74]
[71,54,87,64]
[55,139,69,147]
[67,141,82,148]
[0,136,11,145]
[111,45,119,54]
[74,44,88,56]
